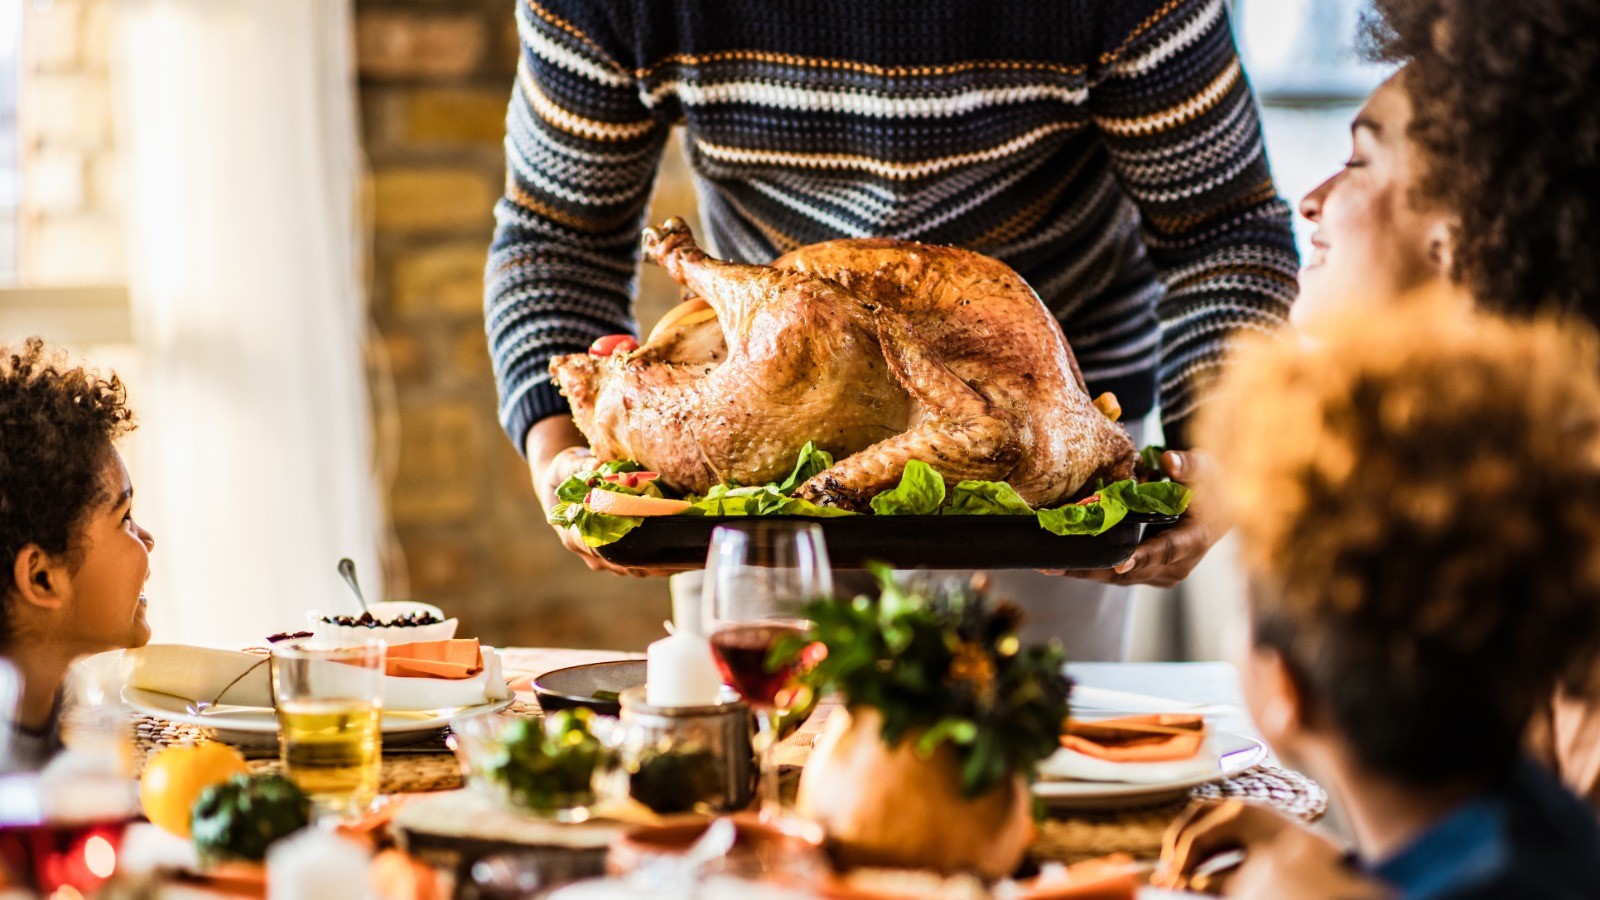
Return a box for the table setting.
[0,527,1326,899]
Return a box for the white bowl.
[307,600,459,646]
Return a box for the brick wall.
[19,0,123,285]
[356,0,699,650]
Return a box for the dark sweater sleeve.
[1088,0,1299,448]
[486,0,669,455]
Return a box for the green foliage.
[546,501,643,547]
[1137,444,1168,479]
[485,709,607,813]
[546,459,652,546]
[870,460,947,515]
[682,483,855,518]
[1106,478,1191,516]
[776,441,835,495]
[1035,479,1193,536]
[549,445,1192,549]
[783,565,1072,796]
[190,774,311,864]
[944,479,1035,516]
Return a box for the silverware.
[337,557,371,616]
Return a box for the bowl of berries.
[308,600,458,645]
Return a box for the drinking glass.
[270,640,385,817]
[702,521,832,819]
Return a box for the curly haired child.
[1160,298,1600,897]
[0,338,154,770]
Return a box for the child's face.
[60,451,155,653]
[1294,74,1455,328]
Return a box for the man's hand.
[525,417,675,578]
[1045,449,1225,588]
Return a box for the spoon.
[336,557,371,616]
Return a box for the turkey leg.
[795,305,1020,509]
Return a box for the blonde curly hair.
[1197,292,1600,782]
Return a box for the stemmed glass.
[702,521,832,820]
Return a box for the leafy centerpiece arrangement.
[788,567,1072,880]
[549,441,1192,549]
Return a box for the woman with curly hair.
[1159,299,1600,897]
[1292,0,1600,328]
[0,339,155,771]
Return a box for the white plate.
[1032,731,1267,809]
[122,685,513,749]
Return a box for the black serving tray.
[594,512,1180,570]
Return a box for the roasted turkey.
[549,218,1136,511]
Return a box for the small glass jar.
[616,687,754,815]
[450,710,621,823]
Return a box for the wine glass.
[702,521,832,820]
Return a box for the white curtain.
[115,0,384,646]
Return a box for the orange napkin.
[385,639,483,680]
[1062,714,1206,763]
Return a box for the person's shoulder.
[517,0,642,68]
[1490,762,1600,898]
[1096,0,1227,64]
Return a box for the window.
[1233,0,1393,252]
[0,0,18,283]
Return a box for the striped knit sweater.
[487,0,1298,453]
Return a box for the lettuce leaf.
[1035,479,1193,536]
[555,458,653,503]
[776,441,835,495]
[944,480,1034,516]
[683,483,854,518]
[1036,495,1128,536]
[546,501,643,547]
[1105,479,1192,516]
[1137,444,1167,477]
[870,460,947,515]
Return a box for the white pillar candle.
[668,570,707,636]
[266,827,372,900]
[646,631,723,708]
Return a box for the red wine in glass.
[709,623,807,709]
[0,818,129,894]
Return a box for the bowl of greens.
[450,709,622,821]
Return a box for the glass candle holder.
[617,686,754,815]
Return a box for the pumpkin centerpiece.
[790,567,1071,880]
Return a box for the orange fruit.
[140,742,250,837]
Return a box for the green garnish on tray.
[547,443,1192,547]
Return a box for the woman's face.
[60,452,156,653]
[1294,75,1454,328]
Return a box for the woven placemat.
[130,700,540,795]
[131,698,1325,864]
[1032,764,1328,864]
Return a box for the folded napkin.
[385,640,482,680]
[1037,735,1220,785]
[120,643,510,712]
[1062,714,1206,763]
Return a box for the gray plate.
[532,660,648,717]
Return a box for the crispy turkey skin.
[549,218,1135,511]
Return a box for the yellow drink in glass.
[270,639,386,818]
[278,697,381,813]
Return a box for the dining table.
[122,648,1328,895]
